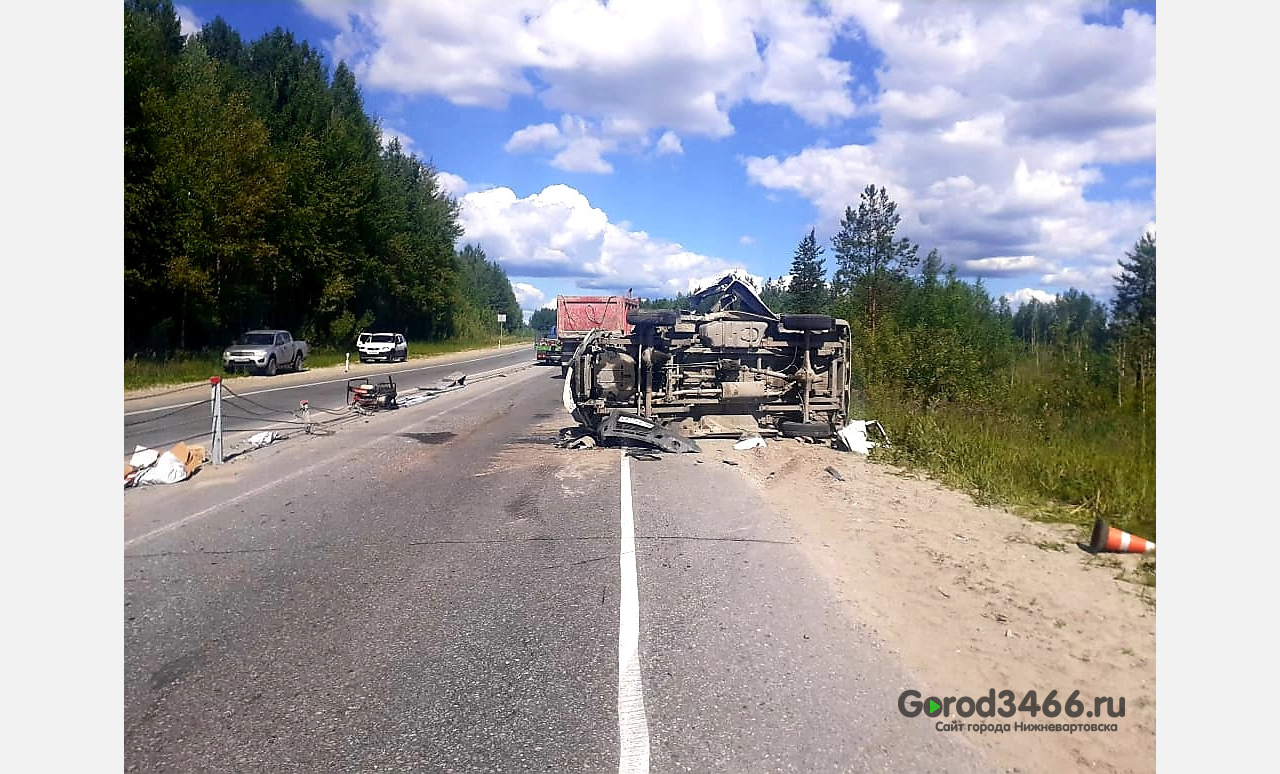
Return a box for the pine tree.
[1110,231,1156,408]
[787,229,828,313]
[829,183,920,339]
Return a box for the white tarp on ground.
[130,446,188,485]
[836,421,888,455]
[249,431,276,447]
[126,443,205,487]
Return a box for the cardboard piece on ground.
[168,442,206,477]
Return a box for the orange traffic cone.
[1088,518,1155,555]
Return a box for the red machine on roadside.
[347,375,398,411]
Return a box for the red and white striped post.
[209,376,224,465]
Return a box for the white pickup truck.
[222,330,308,376]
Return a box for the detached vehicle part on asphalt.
[357,332,408,363]
[566,275,851,438]
[222,330,308,376]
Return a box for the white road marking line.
[123,371,534,550]
[124,349,523,417]
[618,451,651,774]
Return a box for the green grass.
[124,333,534,392]
[866,398,1156,543]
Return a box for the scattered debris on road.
[125,442,205,488]
[596,410,702,453]
[824,465,844,481]
[398,371,469,408]
[733,435,766,451]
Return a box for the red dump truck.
[555,293,639,377]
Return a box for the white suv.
[357,332,408,363]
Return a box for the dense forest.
[125,0,521,357]
[645,184,1156,539]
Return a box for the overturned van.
[566,275,852,439]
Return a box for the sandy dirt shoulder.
[708,437,1155,774]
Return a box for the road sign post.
[497,313,507,349]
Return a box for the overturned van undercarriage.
[567,275,852,439]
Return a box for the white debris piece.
[733,435,766,450]
[249,431,276,447]
[836,421,878,455]
[134,451,188,485]
[129,445,159,468]
[562,366,575,413]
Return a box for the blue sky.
[175,1,1156,321]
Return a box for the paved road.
[124,364,994,772]
[123,346,536,456]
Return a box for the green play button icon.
[926,699,942,717]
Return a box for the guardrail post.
[210,376,224,465]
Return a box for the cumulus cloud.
[656,131,683,156]
[744,1,1156,297]
[739,235,755,246]
[435,171,469,198]
[449,176,750,295]
[1005,288,1058,310]
[301,0,862,169]
[504,115,617,173]
[511,282,548,310]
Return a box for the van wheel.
[778,419,834,439]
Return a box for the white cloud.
[744,2,1156,294]
[505,115,616,173]
[511,282,547,310]
[301,0,864,169]
[175,5,202,37]
[1005,287,1057,310]
[738,234,755,246]
[504,122,561,153]
[961,256,1045,277]
[379,126,416,155]
[435,172,469,198]
[656,131,683,156]
[449,175,750,295]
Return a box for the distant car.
[357,332,408,363]
[222,330,308,376]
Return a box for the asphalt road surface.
[123,346,535,457]
[124,362,995,772]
